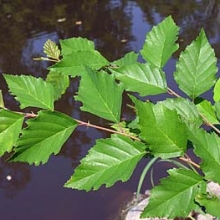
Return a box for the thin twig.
[167,87,181,97]
[200,113,220,135]
[179,156,200,169]
[74,119,141,141]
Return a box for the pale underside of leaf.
[75,68,123,122]
[9,111,77,165]
[64,134,146,191]
[111,63,167,96]
[141,168,204,218]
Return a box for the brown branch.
[74,119,141,141]
[179,156,200,169]
[167,87,181,98]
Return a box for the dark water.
[0,1,220,219]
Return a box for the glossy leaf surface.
[132,97,187,158]
[140,16,179,68]
[9,111,77,165]
[49,50,109,77]
[4,75,54,110]
[75,68,123,122]
[174,29,217,99]
[141,168,203,218]
[113,52,138,67]
[163,98,202,126]
[65,134,146,191]
[111,63,167,96]
[60,37,95,56]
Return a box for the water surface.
[0,1,220,219]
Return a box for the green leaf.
[9,111,77,165]
[215,101,220,120]
[49,50,109,77]
[140,16,179,68]
[75,68,123,122]
[64,134,146,191]
[113,52,138,67]
[4,74,55,110]
[195,193,220,218]
[46,70,69,101]
[141,168,204,218]
[111,63,167,96]
[174,29,217,99]
[60,37,95,56]
[0,90,4,108]
[43,39,60,60]
[187,126,220,184]
[131,96,187,158]
[196,99,219,124]
[0,109,24,156]
[214,78,220,102]
[163,98,202,126]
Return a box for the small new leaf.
[4,74,55,110]
[9,111,77,165]
[141,168,204,218]
[43,39,60,60]
[65,134,146,191]
[0,109,24,156]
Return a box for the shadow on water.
[1,0,220,219]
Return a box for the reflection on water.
[1,0,220,219]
